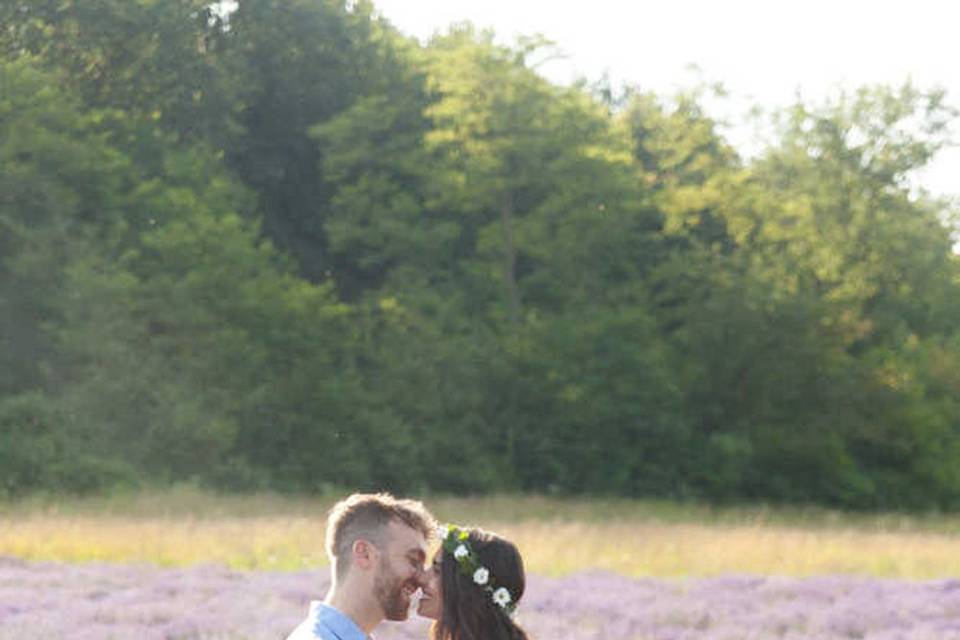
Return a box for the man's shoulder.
[285,618,317,640]
[285,602,327,640]
[286,601,368,640]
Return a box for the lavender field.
[3,556,960,640]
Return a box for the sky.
[371,0,958,200]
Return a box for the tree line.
[2,0,959,509]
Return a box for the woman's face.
[416,551,443,619]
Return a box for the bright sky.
[373,0,958,200]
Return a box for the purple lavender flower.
[3,558,960,639]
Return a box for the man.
[286,492,436,640]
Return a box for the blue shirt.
[286,601,371,640]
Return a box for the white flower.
[473,567,489,585]
[454,544,469,559]
[492,587,512,607]
[437,525,450,540]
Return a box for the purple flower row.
[2,557,960,639]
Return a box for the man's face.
[373,520,428,621]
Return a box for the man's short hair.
[325,492,435,580]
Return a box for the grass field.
[2,487,960,578]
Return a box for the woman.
[417,524,531,640]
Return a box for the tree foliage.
[2,4,959,508]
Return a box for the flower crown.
[438,524,516,617]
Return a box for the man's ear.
[351,539,378,571]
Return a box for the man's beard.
[374,558,414,621]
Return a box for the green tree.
[0,0,235,146]
[222,0,423,284]
[0,58,128,396]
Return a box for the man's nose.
[415,564,429,586]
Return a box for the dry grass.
[498,521,960,577]
[2,488,960,578]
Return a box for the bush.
[0,392,136,497]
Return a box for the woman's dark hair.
[430,528,531,640]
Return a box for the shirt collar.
[311,602,371,640]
